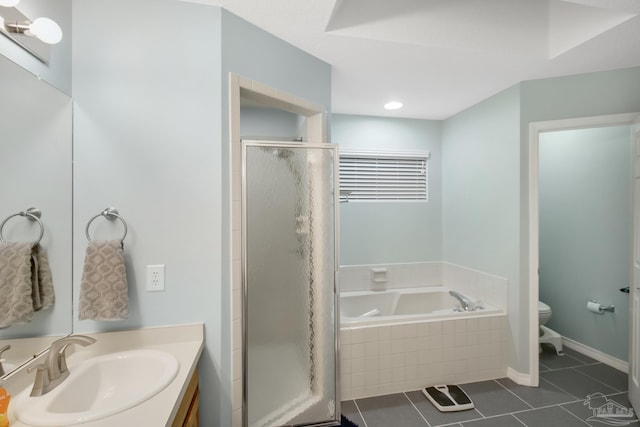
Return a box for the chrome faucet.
[29,335,96,396]
[0,344,11,376]
[449,290,477,312]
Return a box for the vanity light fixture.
[0,0,20,7]
[0,1,63,62]
[0,15,62,44]
[384,101,403,110]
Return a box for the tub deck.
[340,286,504,327]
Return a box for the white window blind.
[339,150,429,201]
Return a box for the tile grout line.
[493,379,535,409]
[572,366,626,393]
[508,400,586,416]
[566,366,622,394]
[540,352,585,365]
[471,405,486,418]
[510,413,528,427]
[557,404,592,426]
[434,395,589,427]
[403,392,432,427]
[348,351,620,427]
[538,369,584,400]
[452,412,526,427]
[539,361,551,371]
[352,399,369,427]
[561,350,603,366]
[540,361,601,373]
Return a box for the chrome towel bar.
[0,207,44,243]
[85,207,128,242]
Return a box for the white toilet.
[538,301,563,355]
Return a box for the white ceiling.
[185,0,640,119]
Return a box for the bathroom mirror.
[0,53,73,375]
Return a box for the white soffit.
[180,0,640,119]
[326,0,636,59]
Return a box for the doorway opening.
[528,112,640,387]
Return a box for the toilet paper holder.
[588,300,615,314]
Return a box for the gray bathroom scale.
[422,385,474,412]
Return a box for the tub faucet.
[0,344,10,376]
[449,290,477,312]
[29,335,96,396]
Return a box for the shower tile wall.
[340,315,508,400]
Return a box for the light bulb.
[0,0,20,7]
[29,17,62,44]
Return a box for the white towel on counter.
[0,242,55,328]
[78,240,128,321]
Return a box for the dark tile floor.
[342,345,637,427]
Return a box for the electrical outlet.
[146,264,165,292]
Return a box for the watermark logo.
[583,392,636,426]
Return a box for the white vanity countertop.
[5,323,204,427]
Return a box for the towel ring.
[0,208,44,244]
[85,207,128,242]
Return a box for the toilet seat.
[538,301,551,314]
[537,301,563,355]
[538,301,552,328]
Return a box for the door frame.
[228,73,330,427]
[528,112,640,386]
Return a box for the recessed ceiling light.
[384,101,403,110]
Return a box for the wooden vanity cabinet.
[172,368,199,427]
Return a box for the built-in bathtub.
[341,286,502,327]
[339,286,508,400]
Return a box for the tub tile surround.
[339,262,509,400]
[442,263,508,313]
[340,315,509,400]
[339,261,508,313]
[339,262,443,293]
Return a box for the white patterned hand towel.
[0,242,55,328]
[79,240,128,321]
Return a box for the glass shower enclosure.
[242,141,340,427]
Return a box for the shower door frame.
[228,72,330,427]
[241,140,340,427]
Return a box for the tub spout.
[449,290,477,312]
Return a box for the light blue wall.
[332,114,442,265]
[521,68,640,124]
[441,85,522,369]
[539,126,631,361]
[518,66,640,372]
[240,107,303,140]
[220,10,331,427]
[72,1,223,425]
[440,67,640,375]
[71,5,329,426]
[0,0,72,94]
[221,11,331,110]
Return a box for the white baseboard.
[562,337,628,373]
[507,367,535,386]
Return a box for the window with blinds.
[339,150,429,202]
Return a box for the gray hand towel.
[0,242,55,328]
[79,240,128,321]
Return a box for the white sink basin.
[1,362,17,375]
[14,349,179,426]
